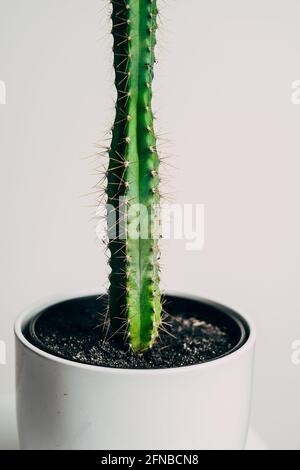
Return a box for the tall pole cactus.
[107,0,162,352]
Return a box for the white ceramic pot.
[15,291,256,450]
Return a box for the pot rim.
[14,289,256,375]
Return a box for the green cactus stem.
[107,0,162,352]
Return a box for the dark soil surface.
[34,308,233,369]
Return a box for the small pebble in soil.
[35,309,233,369]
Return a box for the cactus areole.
[107,0,162,353]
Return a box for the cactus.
[106,0,162,353]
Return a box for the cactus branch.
[107,0,162,352]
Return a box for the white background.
[0,0,300,449]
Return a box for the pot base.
[15,292,255,450]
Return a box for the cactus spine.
[107,0,161,352]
